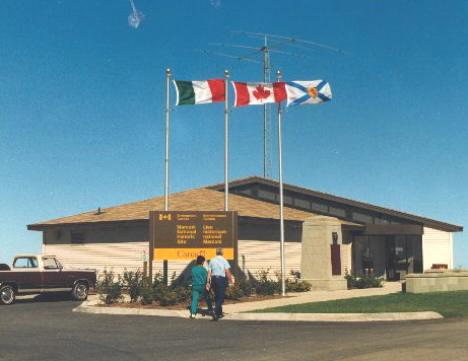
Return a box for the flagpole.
[224,70,230,212]
[164,68,171,211]
[163,68,171,285]
[277,69,286,297]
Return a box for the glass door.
[386,236,408,280]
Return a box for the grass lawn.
[256,291,468,318]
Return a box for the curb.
[73,301,189,318]
[73,302,444,322]
[224,311,443,322]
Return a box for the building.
[27,176,463,290]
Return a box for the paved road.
[1,298,467,361]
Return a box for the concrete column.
[301,216,347,290]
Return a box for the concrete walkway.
[223,281,402,313]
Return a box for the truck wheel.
[0,285,16,305]
[71,282,88,301]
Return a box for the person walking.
[207,248,234,321]
[190,255,213,319]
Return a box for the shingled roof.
[28,188,315,230]
[27,176,463,232]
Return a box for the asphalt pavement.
[1,297,467,361]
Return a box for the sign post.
[149,211,237,261]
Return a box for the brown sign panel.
[149,211,238,261]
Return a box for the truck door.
[12,257,42,292]
[41,257,68,291]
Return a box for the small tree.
[96,270,123,304]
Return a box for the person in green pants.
[190,255,213,319]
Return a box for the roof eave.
[209,176,463,233]
[27,219,148,231]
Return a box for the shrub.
[244,269,312,296]
[173,285,191,304]
[153,285,190,306]
[219,275,255,300]
[150,272,190,306]
[97,270,123,304]
[152,272,167,288]
[139,278,155,305]
[121,270,144,303]
[158,290,178,306]
[345,273,383,289]
[237,279,254,297]
[254,268,281,295]
[285,271,311,292]
[225,284,245,300]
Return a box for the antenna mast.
[262,35,272,179]
[202,32,343,180]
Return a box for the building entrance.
[385,235,423,280]
[352,235,423,279]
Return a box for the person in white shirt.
[206,248,234,320]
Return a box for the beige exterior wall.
[341,244,352,275]
[44,242,152,275]
[44,242,206,279]
[44,240,302,280]
[238,240,302,278]
[422,227,453,270]
[41,221,456,286]
[42,221,303,280]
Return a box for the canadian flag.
[232,82,286,106]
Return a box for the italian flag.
[173,79,225,105]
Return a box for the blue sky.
[1,0,467,266]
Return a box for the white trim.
[19,289,42,293]
[172,80,180,106]
[42,288,72,292]
[231,81,238,107]
[449,233,454,269]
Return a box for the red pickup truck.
[0,254,96,305]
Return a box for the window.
[257,189,276,201]
[329,207,346,217]
[352,212,373,224]
[294,198,310,209]
[283,196,293,205]
[374,217,389,225]
[43,258,59,270]
[236,188,252,196]
[312,202,328,213]
[13,257,38,269]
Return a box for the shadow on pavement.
[16,293,74,304]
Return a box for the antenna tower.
[201,32,342,179]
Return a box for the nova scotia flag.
[285,80,332,106]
